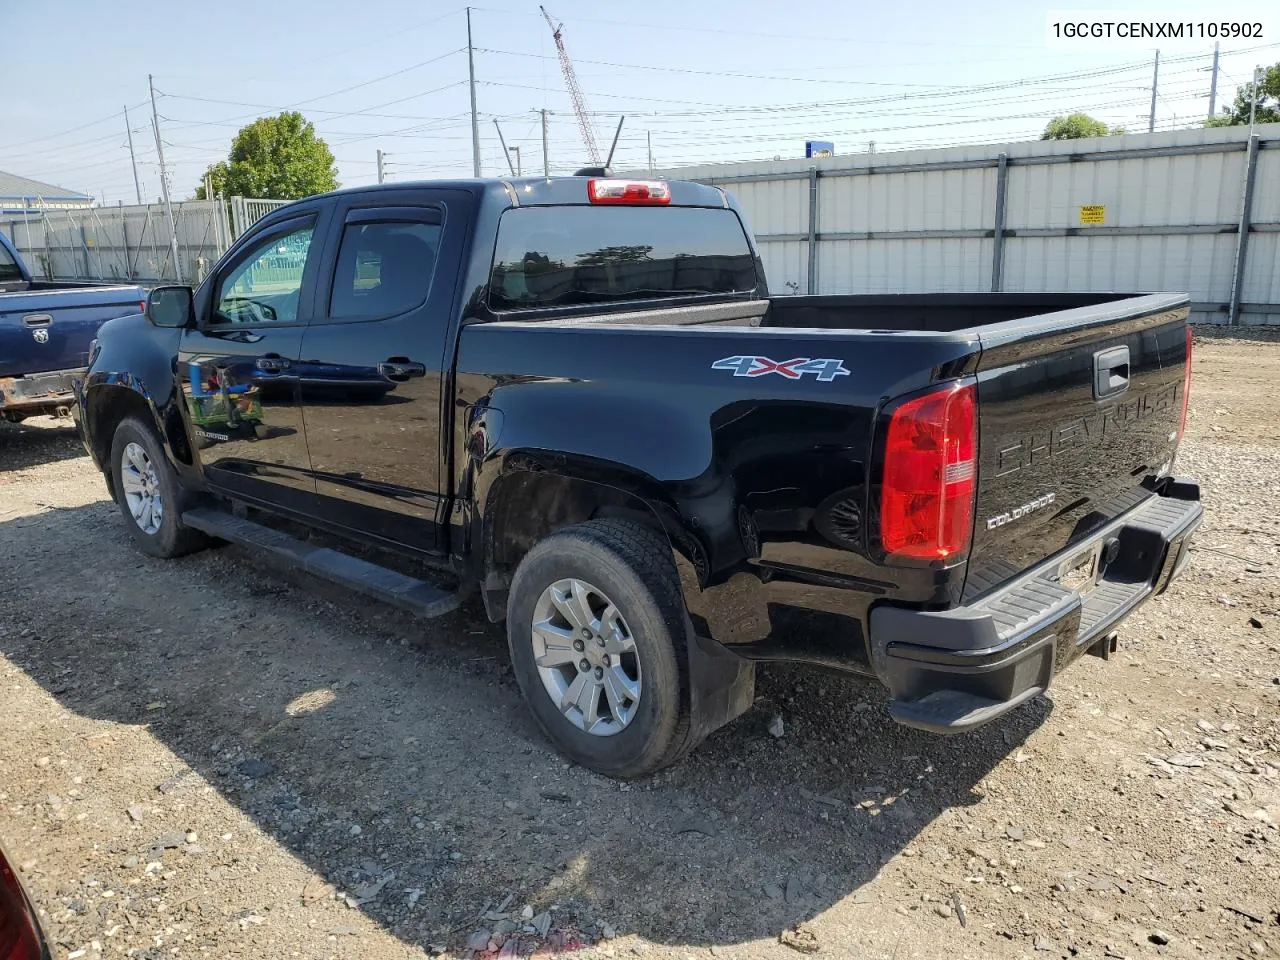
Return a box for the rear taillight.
[0,856,43,960]
[880,381,977,561]
[1177,325,1192,442]
[587,179,671,205]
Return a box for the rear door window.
[489,206,758,311]
[329,217,442,320]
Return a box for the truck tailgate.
[0,285,143,377]
[964,295,1190,601]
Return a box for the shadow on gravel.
[0,502,1049,953]
[0,418,86,472]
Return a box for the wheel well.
[482,471,667,621]
[88,388,148,463]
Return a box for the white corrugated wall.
[647,124,1280,325]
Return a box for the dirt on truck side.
[0,333,1277,960]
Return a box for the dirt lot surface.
[1,334,1277,960]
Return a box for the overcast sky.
[3,0,1275,203]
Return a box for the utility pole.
[466,7,480,177]
[1148,49,1160,134]
[540,108,550,176]
[647,130,654,173]
[148,74,182,282]
[509,146,521,176]
[124,105,142,205]
[1207,41,1220,121]
[377,149,386,184]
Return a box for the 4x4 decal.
[711,355,851,382]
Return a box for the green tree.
[194,112,338,200]
[1041,113,1126,140]
[1205,62,1280,126]
[194,161,229,199]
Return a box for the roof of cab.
[318,176,728,209]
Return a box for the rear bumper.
[0,366,82,419]
[869,480,1202,734]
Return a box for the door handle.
[1093,345,1130,400]
[22,314,53,326]
[377,359,426,382]
[255,354,291,373]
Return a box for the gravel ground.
[0,334,1277,960]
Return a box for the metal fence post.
[77,220,92,278]
[1227,135,1261,326]
[219,199,233,253]
[990,153,1009,292]
[40,214,51,279]
[806,167,819,294]
[90,211,106,279]
[121,210,132,279]
[150,204,163,281]
[132,207,153,280]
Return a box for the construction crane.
[539,6,601,165]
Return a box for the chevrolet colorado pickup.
[75,175,1201,778]
[0,231,144,421]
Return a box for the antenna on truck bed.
[572,117,625,177]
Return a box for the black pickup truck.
[75,175,1201,778]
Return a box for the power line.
[469,5,1063,49]
[477,46,1038,89]
[154,47,465,131]
[158,92,470,123]
[0,101,149,153]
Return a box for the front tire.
[506,520,697,779]
[109,416,206,559]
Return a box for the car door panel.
[297,192,470,552]
[178,215,320,503]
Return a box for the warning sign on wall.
[1078,205,1106,225]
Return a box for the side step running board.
[182,507,462,619]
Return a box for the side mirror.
[145,286,194,328]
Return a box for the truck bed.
[533,292,1161,335]
[763,292,1149,332]
[494,288,1190,607]
[1,283,144,379]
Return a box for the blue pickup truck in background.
[0,231,144,422]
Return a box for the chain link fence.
[1,197,292,284]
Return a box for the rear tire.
[109,416,207,559]
[506,519,698,779]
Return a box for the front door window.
[215,226,314,325]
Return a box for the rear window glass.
[489,206,757,311]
